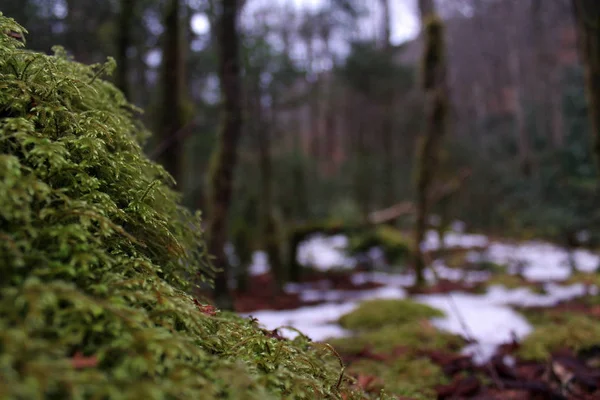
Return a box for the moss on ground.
[348,357,445,400]
[330,320,464,355]
[482,274,545,293]
[518,314,600,361]
[565,271,600,288]
[328,299,463,399]
[0,15,385,399]
[338,299,445,331]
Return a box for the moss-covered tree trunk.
[208,0,243,310]
[413,0,449,288]
[116,0,136,98]
[158,0,185,187]
[572,0,600,171]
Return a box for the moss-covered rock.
[347,226,413,267]
[338,299,445,331]
[0,15,381,399]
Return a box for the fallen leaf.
[71,352,98,369]
[193,299,217,316]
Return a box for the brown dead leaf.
[71,352,98,369]
[193,299,217,316]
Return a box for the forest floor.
[236,230,600,399]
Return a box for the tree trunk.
[66,0,91,63]
[413,5,449,288]
[256,87,284,291]
[509,47,531,176]
[159,0,185,187]
[116,0,136,99]
[506,0,531,176]
[207,0,243,310]
[380,0,395,209]
[572,0,600,171]
[380,0,392,49]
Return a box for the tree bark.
[380,0,392,49]
[66,0,91,63]
[159,0,185,186]
[207,0,243,310]
[571,0,600,171]
[116,0,136,99]
[413,4,449,288]
[380,0,395,209]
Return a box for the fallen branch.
[367,201,414,225]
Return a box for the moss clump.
[484,274,544,293]
[518,315,600,361]
[565,271,600,287]
[347,226,413,266]
[329,299,462,399]
[348,357,445,400]
[338,299,445,331]
[330,320,464,355]
[0,15,379,399]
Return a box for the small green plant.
[338,299,445,331]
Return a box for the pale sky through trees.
[293,0,419,44]
[190,0,419,46]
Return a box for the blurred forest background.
[3,0,599,303]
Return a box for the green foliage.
[347,226,413,267]
[340,41,414,99]
[518,315,600,361]
[457,65,600,239]
[338,299,445,331]
[0,15,377,399]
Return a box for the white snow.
[484,241,599,281]
[415,283,593,364]
[242,283,406,341]
[421,230,489,251]
[248,251,269,275]
[242,302,356,341]
[296,234,356,271]
[241,229,600,363]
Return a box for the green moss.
[0,15,381,399]
[348,357,444,400]
[518,315,600,361]
[330,320,464,355]
[565,271,600,287]
[347,226,413,266]
[338,299,444,331]
[484,274,543,292]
